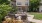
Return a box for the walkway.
[27,13,42,23]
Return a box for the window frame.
[17,2,21,5]
[25,2,28,5]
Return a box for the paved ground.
[32,19,42,23]
[27,13,42,23]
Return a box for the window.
[25,2,28,5]
[17,2,21,5]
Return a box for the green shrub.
[0,4,12,23]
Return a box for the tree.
[0,4,12,23]
[0,0,10,4]
[29,0,41,12]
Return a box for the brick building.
[11,0,29,12]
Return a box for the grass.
[29,12,42,20]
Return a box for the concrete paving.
[27,13,42,23]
